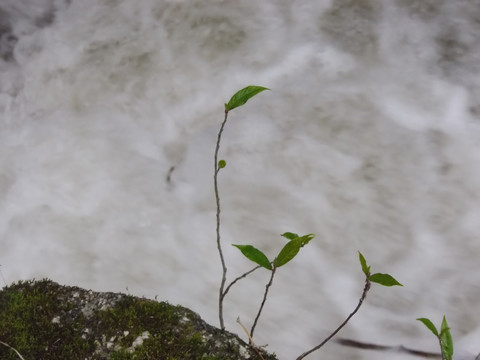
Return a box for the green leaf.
[273,239,303,268]
[218,160,227,169]
[225,86,269,112]
[281,232,299,241]
[440,316,454,360]
[298,233,315,244]
[232,244,272,270]
[417,318,439,337]
[273,234,314,268]
[358,251,370,276]
[369,273,403,287]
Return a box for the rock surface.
[0,279,278,360]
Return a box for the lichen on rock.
[0,279,278,360]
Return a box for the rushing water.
[1,1,480,359]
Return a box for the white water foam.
[1,1,480,359]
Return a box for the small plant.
[213,86,402,359]
[233,232,315,339]
[295,252,401,360]
[417,316,454,360]
[214,85,270,332]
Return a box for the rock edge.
[0,279,278,360]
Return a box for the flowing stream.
[1,1,480,359]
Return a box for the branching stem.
[215,110,229,330]
[222,265,262,301]
[250,267,277,339]
[296,276,371,360]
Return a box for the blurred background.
[1,1,479,359]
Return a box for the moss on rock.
[0,279,278,360]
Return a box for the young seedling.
[296,252,402,359]
[214,87,402,359]
[233,232,315,338]
[215,87,316,340]
[417,316,454,360]
[214,85,269,330]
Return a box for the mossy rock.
[0,279,278,360]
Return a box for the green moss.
[0,279,277,360]
[0,279,94,359]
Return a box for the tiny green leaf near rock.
[368,273,403,287]
[225,85,269,112]
[232,244,272,270]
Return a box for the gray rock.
[0,279,278,360]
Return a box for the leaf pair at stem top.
[417,316,454,360]
[233,233,315,271]
[358,251,402,287]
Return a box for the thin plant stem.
[438,337,446,360]
[214,110,229,330]
[250,267,277,339]
[0,265,7,286]
[237,317,266,360]
[296,276,371,360]
[222,265,262,300]
[0,341,26,360]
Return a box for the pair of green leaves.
[358,252,403,287]
[417,316,454,360]
[232,244,403,286]
[233,233,315,271]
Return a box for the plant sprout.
[213,86,402,359]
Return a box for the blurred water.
[1,1,480,359]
